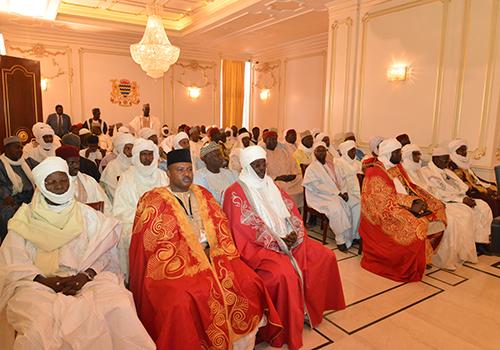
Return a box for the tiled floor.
[256,228,500,350]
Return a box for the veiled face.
[347,147,356,160]
[322,136,330,148]
[44,171,70,195]
[123,143,134,158]
[314,146,327,163]
[433,155,450,169]
[412,151,422,163]
[42,135,53,144]
[179,138,190,149]
[456,145,467,157]
[140,150,154,166]
[167,162,193,190]
[250,158,266,179]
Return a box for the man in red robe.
[129,149,282,350]
[223,146,346,350]
[360,138,446,282]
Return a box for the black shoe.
[337,244,348,252]
[476,243,493,256]
[352,238,361,245]
[426,264,433,270]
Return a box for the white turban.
[131,138,159,177]
[173,132,189,150]
[448,138,470,169]
[78,128,90,136]
[118,126,131,134]
[311,128,320,137]
[401,144,422,171]
[338,140,356,157]
[377,138,402,169]
[313,141,327,151]
[161,125,169,137]
[315,132,329,143]
[238,146,290,238]
[37,127,55,150]
[138,127,157,140]
[32,122,48,138]
[113,132,135,155]
[369,136,384,155]
[32,156,74,205]
[432,146,449,157]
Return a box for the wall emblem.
[110,79,140,106]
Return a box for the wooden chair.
[300,163,330,244]
[86,201,104,213]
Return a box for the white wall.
[2,32,221,131]
[324,0,500,177]
[251,35,328,132]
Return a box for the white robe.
[112,166,168,279]
[0,203,155,350]
[100,156,131,203]
[335,156,362,240]
[420,162,492,243]
[404,164,477,270]
[302,159,355,246]
[73,172,113,215]
[193,167,237,205]
[129,115,161,136]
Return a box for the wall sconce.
[0,34,6,55]
[259,89,270,101]
[41,78,48,92]
[187,86,201,99]
[387,64,409,82]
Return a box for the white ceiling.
[0,0,330,57]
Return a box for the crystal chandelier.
[130,15,180,78]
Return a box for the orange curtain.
[222,60,245,128]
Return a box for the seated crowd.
[0,102,497,349]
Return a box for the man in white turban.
[100,132,135,202]
[293,130,314,166]
[360,138,447,282]
[0,137,36,241]
[23,123,61,161]
[0,156,155,350]
[420,146,493,256]
[448,138,499,216]
[25,126,56,163]
[228,132,251,172]
[223,145,345,350]
[303,142,356,251]
[112,138,168,278]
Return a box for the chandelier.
[130,15,180,78]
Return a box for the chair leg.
[357,238,362,255]
[322,218,328,245]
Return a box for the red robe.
[223,182,345,350]
[129,185,282,350]
[360,163,446,282]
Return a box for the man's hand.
[58,273,92,296]
[410,199,428,215]
[463,196,476,208]
[2,196,16,206]
[283,231,298,250]
[33,275,66,293]
[339,192,349,202]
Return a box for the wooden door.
[0,55,43,150]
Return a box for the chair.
[86,201,104,213]
[495,165,500,195]
[300,163,330,244]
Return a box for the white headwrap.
[448,138,470,169]
[315,132,329,144]
[311,128,320,137]
[432,146,449,157]
[369,136,384,155]
[131,138,159,177]
[37,127,55,151]
[377,138,402,169]
[118,126,131,134]
[32,156,74,205]
[313,141,327,152]
[161,125,170,138]
[138,127,157,140]
[401,144,422,172]
[113,132,135,165]
[239,146,291,238]
[236,132,251,149]
[338,140,356,159]
[173,132,189,150]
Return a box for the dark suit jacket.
[46,113,72,137]
[80,156,101,182]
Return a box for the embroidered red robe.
[360,163,446,282]
[223,182,346,350]
[129,185,282,350]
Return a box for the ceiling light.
[0,0,61,20]
[130,15,180,79]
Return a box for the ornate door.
[0,55,43,147]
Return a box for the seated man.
[303,142,355,251]
[79,134,106,167]
[402,144,477,270]
[396,133,411,147]
[223,146,346,350]
[420,147,493,254]
[0,136,36,241]
[362,135,384,173]
[282,129,297,156]
[344,132,365,160]
[0,157,154,349]
[113,139,168,278]
[129,149,282,350]
[448,139,499,216]
[360,139,447,282]
[56,145,112,215]
[229,132,251,173]
[61,133,101,181]
[193,142,237,205]
[100,132,135,202]
[293,130,314,166]
[264,131,304,207]
[26,126,56,163]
